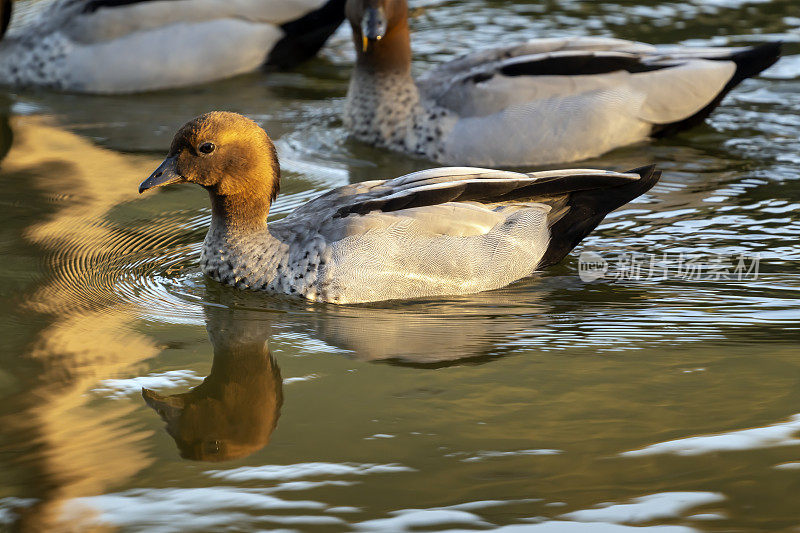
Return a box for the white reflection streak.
[621,414,800,456]
[559,492,724,524]
[207,462,414,482]
[92,370,203,398]
[64,487,340,533]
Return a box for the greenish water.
[1,1,800,531]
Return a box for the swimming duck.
[343,0,781,167]
[0,0,345,93]
[139,111,661,304]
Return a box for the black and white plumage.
[344,0,782,166]
[139,112,662,304]
[0,0,345,93]
[200,163,662,304]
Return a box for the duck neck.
[209,190,271,234]
[353,18,412,76]
[346,17,423,145]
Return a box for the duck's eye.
[198,141,216,155]
[203,440,221,455]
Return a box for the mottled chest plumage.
[344,69,455,163]
[0,33,73,90]
[200,223,336,301]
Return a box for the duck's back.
[416,37,780,166]
[259,166,660,304]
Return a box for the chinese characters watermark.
[578,251,760,282]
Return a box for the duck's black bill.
[361,7,387,51]
[139,156,184,194]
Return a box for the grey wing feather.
[283,166,642,228]
[418,37,655,96]
[329,167,641,218]
[275,165,660,303]
[419,36,774,126]
[310,165,658,303]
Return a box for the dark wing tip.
[627,163,657,177]
[537,165,662,269]
[731,41,783,80]
[0,0,10,41]
[625,164,661,195]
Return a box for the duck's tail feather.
[538,164,661,269]
[652,42,782,137]
[1,0,11,41]
[264,0,347,69]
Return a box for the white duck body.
[345,33,781,167]
[0,0,345,93]
[199,165,660,304]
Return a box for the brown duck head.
[346,0,411,72]
[139,111,280,231]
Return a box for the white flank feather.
[0,0,339,93]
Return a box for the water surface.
[1,0,799,531]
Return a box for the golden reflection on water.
[1,117,160,531]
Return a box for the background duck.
[139,111,661,304]
[343,0,781,167]
[0,0,345,93]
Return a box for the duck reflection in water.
[203,282,557,365]
[142,305,283,462]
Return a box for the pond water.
[1,0,799,531]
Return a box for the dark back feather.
[80,0,160,14]
[500,52,667,78]
[538,165,661,268]
[0,0,11,40]
[332,171,643,219]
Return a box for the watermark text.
[578,252,760,282]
